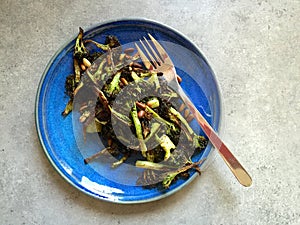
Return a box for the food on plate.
[62,27,208,188]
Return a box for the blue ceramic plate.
[35,18,222,204]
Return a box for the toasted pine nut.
[124,47,135,54]
[179,103,185,112]
[83,58,91,68]
[138,110,145,118]
[184,109,190,118]
[80,64,86,71]
[176,75,182,83]
[133,67,143,72]
[130,62,143,68]
[136,102,146,110]
[120,77,128,86]
[146,98,159,108]
[125,54,132,59]
[107,55,111,65]
[79,115,86,123]
[79,104,88,112]
[187,114,195,122]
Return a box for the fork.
[135,34,252,187]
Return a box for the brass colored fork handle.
[177,88,252,187]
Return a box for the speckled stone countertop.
[0,0,299,224]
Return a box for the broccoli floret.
[74,27,88,60]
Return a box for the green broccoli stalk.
[62,99,73,117]
[136,102,176,132]
[169,106,208,150]
[144,122,161,143]
[74,58,81,83]
[93,58,106,80]
[74,27,88,60]
[169,107,194,135]
[84,39,110,51]
[162,158,206,188]
[135,160,177,170]
[86,69,98,86]
[131,71,141,81]
[196,135,208,149]
[136,158,206,188]
[111,155,129,168]
[131,103,147,157]
[147,72,160,91]
[106,71,121,95]
[110,107,132,125]
[146,97,160,109]
[156,134,175,160]
[161,92,178,99]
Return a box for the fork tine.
[134,43,152,70]
[143,37,163,65]
[148,33,174,65]
[139,40,159,69]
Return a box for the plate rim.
[35,17,224,204]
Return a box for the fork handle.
[177,88,252,187]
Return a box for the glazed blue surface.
[35,18,222,203]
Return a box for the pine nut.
[176,75,182,83]
[187,114,194,122]
[179,103,185,112]
[120,77,128,86]
[82,58,91,68]
[124,47,135,54]
[80,64,86,71]
[138,110,145,118]
[136,102,146,110]
[184,109,190,118]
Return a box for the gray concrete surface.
[0,0,299,224]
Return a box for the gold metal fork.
[135,34,252,187]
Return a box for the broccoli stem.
[131,104,147,157]
[169,107,194,135]
[146,97,160,108]
[84,39,110,51]
[93,58,106,80]
[73,82,83,96]
[135,160,176,170]
[110,107,132,125]
[131,71,140,81]
[74,58,81,83]
[62,99,73,117]
[157,134,175,160]
[162,158,206,188]
[139,71,155,78]
[74,27,88,59]
[86,69,98,85]
[107,71,121,95]
[84,147,110,164]
[169,107,208,149]
[144,122,161,143]
[111,155,129,168]
[161,92,178,99]
[148,72,160,91]
[143,104,176,132]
